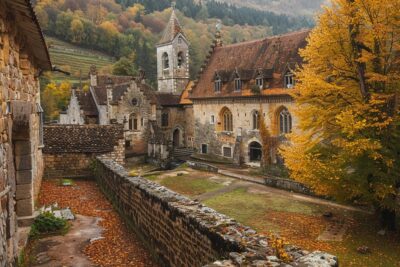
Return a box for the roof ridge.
[219,29,311,49]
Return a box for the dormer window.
[284,72,295,88]
[177,52,184,68]
[162,52,169,70]
[214,78,222,92]
[234,78,242,92]
[256,77,263,88]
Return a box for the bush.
[30,212,67,238]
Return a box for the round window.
[131,98,139,106]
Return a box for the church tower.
[157,2,190,94]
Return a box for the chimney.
[90,65,98,87]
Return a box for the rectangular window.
[210,115,215,124]
[256,77,263,88]
[133,118,138,130]
[234,79,242,92]
[141,118,144,127]
[285,73,295,88]
[201,144,208,154]
[223,147,232,158]
[214,80,222,92]
[161,113,169,127]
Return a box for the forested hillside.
[34,0,313,85]
[217,0,328,16]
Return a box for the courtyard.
[128,162,400,267]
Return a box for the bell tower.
[156,2,190,94]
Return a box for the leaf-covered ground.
[39,179,156,267]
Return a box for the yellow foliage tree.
[281,0,400,229]
[41,81,72,121]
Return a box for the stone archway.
[173,128,181,148]
[249,141,262,162]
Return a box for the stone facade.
[0,0,51,265]
[193,97,296,164]
[94,157,338,267]
[157,6,190,94]
[43,125,125,178]
[189,30,309,166]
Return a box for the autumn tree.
[281,0,400,229]
[41,81,72,121]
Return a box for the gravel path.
[38,179,156,267]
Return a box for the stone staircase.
[171,147,195,161]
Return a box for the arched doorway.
[173,128,181,148]
[249,141,262,162]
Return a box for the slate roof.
[158,8,184,45]
[5,0,51,70]
[155,93,181,106]
[191,30,310,99]
[75,90,98,117]
[92,75,133,105]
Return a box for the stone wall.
[0,1,47,264]
[43,125,125,178]
[94,158,338,267]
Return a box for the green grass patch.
[144,175,159,181]
[160,175,224,196]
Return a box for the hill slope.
[217,0,328,16]
[46,37,115,83]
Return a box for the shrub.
[30,212,67,238]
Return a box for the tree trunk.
[379,208,397,231]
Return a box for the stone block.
[14,154,32,171]
[13,141,31,156]
[16,184,32,200]
[16,198,33,217]
[16,170,32,185]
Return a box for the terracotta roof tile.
[191,30,310,99]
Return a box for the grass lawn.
[204,187,400,267]
[159,174,224,196]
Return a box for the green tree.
[112,57,137,76]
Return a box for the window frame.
[161,112,169,127]
[162,52,169,70]
[284,72,295,89]
[256,77,263,89]
[177,51,184,68]
[234,78,242,92]
[252,111,260,130]
[214,78,222,93]
[222,146,233,158]
[279,108,292,134]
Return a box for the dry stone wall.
[43,125,125,178]
[94,158,338,267]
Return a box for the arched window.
[252,111,260,130]
[279,108,292,134]
[129,114,138,131]
[220,107,233,132]
[162,52,169,69]
[177,52,184,68]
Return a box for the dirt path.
[37,179,156,267]
[32,215,101,267]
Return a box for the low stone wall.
[94,157,338,267]
[43,125,125,178]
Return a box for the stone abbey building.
[0,0,51,264]
[61,5,309,166]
